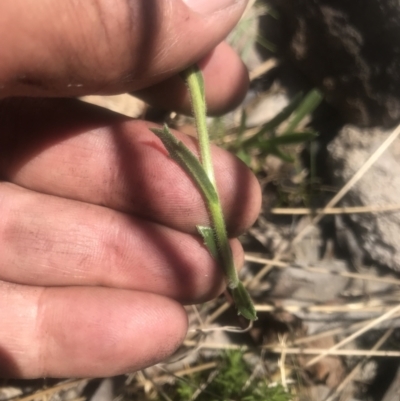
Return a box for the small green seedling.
[171,350,292,401]
[235,89,322,166]
[150,65,257,321]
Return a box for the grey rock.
[269,0,400,127]
[327,125,400,271]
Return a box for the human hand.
[0,0,261,378]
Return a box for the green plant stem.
[183,68,236,277]
[183,66,256,320]
[181,66,238,287]
[152,65,256,320]
[181,66,215,186]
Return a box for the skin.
[0,0,261,378]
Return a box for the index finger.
[0,98,261,236]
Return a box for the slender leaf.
[231,282,257,320]
[151,125,218,204]
[197,226,218,259]
[241,92,304,148]
[283,89,323,134]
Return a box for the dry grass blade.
[305,303,400,366]
[184,340,249,351]
[183,341,400,357]
[152,363,218,385]
[249,59,279,81]
[14,380,88,401]
[190,369,219,401]
[173,363,217,378]
[189,321,253,334]
[245,254,400,286]
[141,370,174,401]
[254,303,398,314]
[278,334,289,390]
[271,204,400,215]
[246,243,289,290]
[262,348,400,357]
[204,300,231,325]
[293,313,400,345]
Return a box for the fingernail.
[184,0,246,15]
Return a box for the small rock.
[327,125,400,272]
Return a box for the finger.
[0,98,261,236]
[135,42,250,116]
[0,282,187,378]
[0,182,244,302]
[0,0,248,97]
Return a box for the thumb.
[0,0,248,98]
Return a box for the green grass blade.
[231,282,257,320]
[151,125,218,204]
[262,131,317,146]
[241,92,304,148]
[283,89,323,134]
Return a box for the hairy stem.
[152,65,257,320]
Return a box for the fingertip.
[135,42,249,115]
[35,288,188,378]
[200,42,249,115]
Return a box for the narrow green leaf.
[261,131,317,147]
[197,226,218,259]
[231,282,257,321]
[264,145,294,163]
[283,89,323,134]
[236,148,252,166]
[151,125,218,204]
[256,34,277,53]
[238,109,247,138]
[241,92,304,148]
